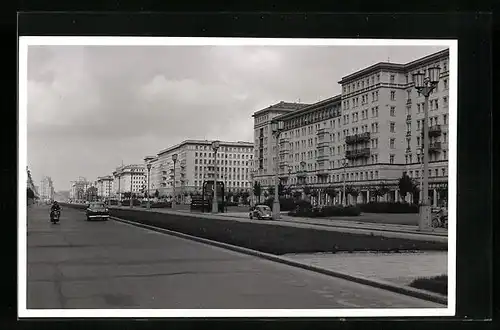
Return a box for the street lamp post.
[342,158,349,206]
[130,168,133,208]
[211,140,220,213]
[413,66,441,231]
[271,120,284,220]
[171,154,178,209]
[417,148,423,204]
[146,163,151,209]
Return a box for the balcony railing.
[429,142,442,152]
[345,132,371,144]
[279,138,290,145]
[429,125,442,137]
[296,170,307,178]
[316,141,329,149]
[406,147,411,153]
[345,147,371,159]
[406,114,412,121]
[406,99,412,105]
[406,131,412,137]
[316,128,327,136]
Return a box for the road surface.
[27,206,443,309]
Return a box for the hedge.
[358,202,419,214]
[109,208,447,255]
[409,274,447,295]
[288,205,361,217]
[263,197,307,211]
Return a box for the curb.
[109,215,447,306]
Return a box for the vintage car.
[85,202,110,221]
[249,204,273,220]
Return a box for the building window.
[390,75,395,83]
[390,106,396,117]
[390,122,395,133]
[390,138,395,149]
[390,91,395,101]
[389,154,395,164]
[444,79,448,89]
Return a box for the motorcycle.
[431,208,448,228]
[50,210,61,224]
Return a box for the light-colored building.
[253,49,449,206]
[39,176,54,202]
[145,140,254,200]
[69,177,91,201]
[96,175,114,199]
[112,164,146,199]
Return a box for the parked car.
[249,204,273,220]
[86,202,110,221]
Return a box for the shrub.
[263,197,297,211]
[225,202,239,207]
[121,199,141,206]
[150,201,172,208]
[409,274,447,295]
[289,205,361,217]
[358,202,418,214]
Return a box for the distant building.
[145,140,254,201]
[39,176,54,202]
[96,175,114,200]
[70,178,91,201]
[112,164,146,199]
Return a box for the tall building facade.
[96,175,114,199]
[39,176,54,202]
[145,140,254,199]
[112,164,146,199]
[69,177,91,201]
[253,49,450,206]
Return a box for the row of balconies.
[405,125,443,137]
[345,147,371,159]
[405,141,443,153]
[345,132,371,145]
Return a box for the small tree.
[154,189,160,199]
[278,182,285,197]
[303,185,311,201]
[325,186,337,205]
[347,186,360,205]
[411,179,420,205]
[267,186,275,197]
[123,191,131,199]
[241,191,250,204]
[398,172,413,203]
[263,190,269,199]
[253,182,262,203]
[310,189,319,205]
[437,184,448,206]
[376,183,390,202]
[292,190,302,200]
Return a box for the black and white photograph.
[19,37,457,318]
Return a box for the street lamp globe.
[146,163,151,171]
[428,66,441,84]
[211,140,220,151]
[412,71,426,89]
[172,153,178,162]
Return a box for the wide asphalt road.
[26,206,443,309]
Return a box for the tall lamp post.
[413,66,441,231]
[146,163,151,209]
[171,154,178,209]
[129,168,133,208]
[417,148,424,204]
[211,140,220,213]
[271,120,284,220]
[342,158,349,206]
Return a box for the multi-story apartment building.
[253,49,450,207]
[96,175,114,200]
[39,176,54,202]
[145,140,254,200]
[251,101,310,187]
[112,164,146,199]
[69,177,91,201]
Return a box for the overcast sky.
[26,43,447,191]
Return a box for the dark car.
[249,204,273,220]
[86,202,110,221]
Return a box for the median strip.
[110,214,447,305]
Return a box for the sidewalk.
[107,206,447,243]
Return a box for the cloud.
[25,43,448,189]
